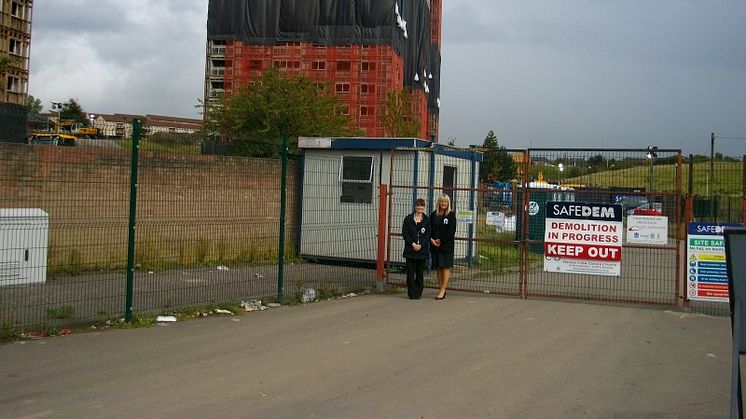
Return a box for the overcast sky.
[29,0,745,156]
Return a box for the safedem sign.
[686,222,743,302]
[544,201,623,276]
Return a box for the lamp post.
[709,132,715,196]
[558,163,564,186]
[50,101,62,134]
[88,113,95,138]
[646,146,658,192]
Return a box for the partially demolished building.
[205,0,442,140]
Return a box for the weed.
[46,305,75,320]
[282,289,304,305]
[48,248,83,276]
[0,320,20,343]
[196,239,210,265]
[315,287,341,301]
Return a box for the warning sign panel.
[686,222,742,302]
[544,201,623,276]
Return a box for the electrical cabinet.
[0,209,48,285]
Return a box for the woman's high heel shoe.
[435,292,446,300]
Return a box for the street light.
[50,101,62,134]
[558,163,564,186]
[646,145,658,192]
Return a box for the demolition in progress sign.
[544,202,624,276]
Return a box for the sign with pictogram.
[544,201,623,276]
[686,222,742,302]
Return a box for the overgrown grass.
[120,139,200,154]
[473,211,545,275]
[46,305,75,320]
[564,161,743,195]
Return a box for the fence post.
[467,146,477,267]
[376,184,388,291]
[277,136,288,304]
[520,150,530,298]
[125,119,142,322]
[740,154,746,224]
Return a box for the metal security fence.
[2,131,743,334]
[683,153,745,315]
[522,148,684,306]
[686,154,745,224]
[0,130,375,333]
[386,147,720,309]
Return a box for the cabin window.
[339,156,374,204]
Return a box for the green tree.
[382,89,421,138]
[26,95,42,114]
[60,98,89,126]
[588,154,604,167]
[479,130,516,182]
[0,55,10,92]
[215,69,357,157]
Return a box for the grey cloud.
[32,0,130,36]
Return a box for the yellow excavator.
[56,120,99,139]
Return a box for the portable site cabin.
[298,137,482,265]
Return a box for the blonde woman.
[430,194,456,300]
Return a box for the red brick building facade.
[205,0,442,141]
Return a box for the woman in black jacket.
[430,193,456,300]
[402,198,430,299]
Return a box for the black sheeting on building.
[0,103,28,143]
[207,0,440,116]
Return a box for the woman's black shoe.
[435,292,446,300]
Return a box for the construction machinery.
[55,120,99,139]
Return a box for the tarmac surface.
[0,292,732,418]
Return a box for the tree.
[482,130,498,148]
[215,69,358,157]
[382,89,421,138]
[588,154,605,171]
[26,95,42,114]
[60,98,89,126]
[479,130,516,182]
[0,55,11,92]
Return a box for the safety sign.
[544,201,623,276]
[686,222,743,302]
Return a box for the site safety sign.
[544,201,623,276]
[686,222,742,302]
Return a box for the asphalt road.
[0,292,732,418]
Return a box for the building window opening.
[361,62,377,72]
[360,106,374,117]
[339,156,374,204]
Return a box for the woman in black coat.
[430,193,456,300]
[401,198,430,299]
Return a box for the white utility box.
[0,208,49,285]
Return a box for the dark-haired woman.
[402,198,430,299]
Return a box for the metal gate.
[387,147,686,307]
